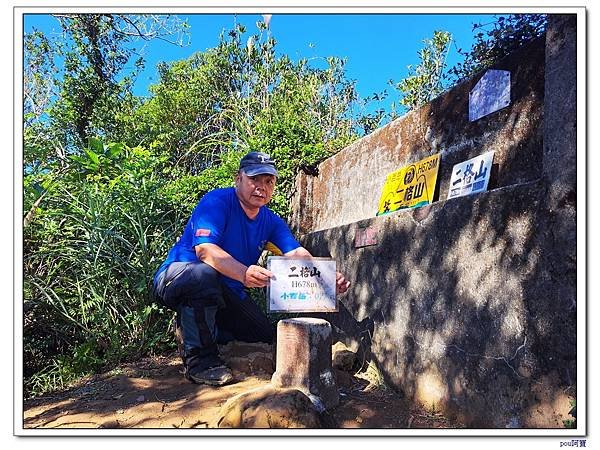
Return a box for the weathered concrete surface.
[300,181,573,427]
[271,318,339,410]
[290,15,577,428]
[537,14,578,375]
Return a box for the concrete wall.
[290,35,545,234]
[290,15,577,428]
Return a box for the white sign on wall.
[469,69,511,121]
[267,257,337,313]
[448,151,495,200]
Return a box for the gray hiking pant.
[153,261,274,368]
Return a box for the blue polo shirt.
[154,187,301,299]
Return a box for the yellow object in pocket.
[264,241,283,256]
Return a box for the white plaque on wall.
[448,151,495,199]
[267,257,337,313]
[469,69,511,121]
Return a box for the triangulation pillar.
[271,318,339,410]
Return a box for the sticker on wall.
[376,153,441,216]
[267,257,337,313]
[355,225,378,248]
[447,151,495,200]
[469,69,511,121]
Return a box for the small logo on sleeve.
[195,228,211,237]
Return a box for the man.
[153,151,350,386]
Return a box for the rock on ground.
[331,341,357,372]
[214,385,322,428]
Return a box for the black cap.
[239,151,278,177]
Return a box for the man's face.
[235,171,276,210]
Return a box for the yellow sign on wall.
[376,153,441,215]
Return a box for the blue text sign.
[448,151,495,199]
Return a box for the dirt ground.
[23,341,462,430]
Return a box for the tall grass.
[23,146,199,397]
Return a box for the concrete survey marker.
[469,69,511,121]
[271,318,339,410]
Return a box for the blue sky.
[24,13,497,114]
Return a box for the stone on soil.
[214,385,322,428]
[332,342,357,372]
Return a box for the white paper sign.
[469,69,511,121]
[448,151,495,200]
[267,257,337,313]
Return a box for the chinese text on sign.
[376,153,441,216]
[267,257,337,313]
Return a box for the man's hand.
[336,271,351,294]
[244,265,274,288]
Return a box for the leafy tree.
[50,14,189,148]
[448,14,547,81]
[23,29,66,176]
[128,18,361,201]
[23,14,191,158]
[23,14,191,229]
[24,30,59,123]
[389,30,452,112]
[247,55,358,216]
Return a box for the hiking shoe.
[185,363,233,386]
